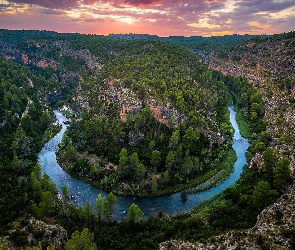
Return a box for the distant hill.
[109,33,259,61]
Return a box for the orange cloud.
[248,21,270,30]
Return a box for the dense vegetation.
[109,33,258,60]
[55,37,234,196]
[0,29,293,249]
[0,55,62,229]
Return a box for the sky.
[0,0,295,36]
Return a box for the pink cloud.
[2,0,295,36]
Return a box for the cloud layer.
[1,0,294,36]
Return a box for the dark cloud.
[7,0,79,9]
[121,0,162,6]
[36,8,65,15]
[0,3,14,8]
[235,0,294,13]
[82,0,163,7]
[83,17,105,22]
[236,0,294,12]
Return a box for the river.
[38,106,249,220]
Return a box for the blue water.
[38,107,249,220]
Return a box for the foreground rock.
[0,217,67,249]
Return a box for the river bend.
[38,107,249,219]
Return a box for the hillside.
[206,31,295,160]
[159,31,295,250]
[56,37,234,197]
[109,33,257,62]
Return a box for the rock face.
[58,46,102,70]
[147,99,186,127]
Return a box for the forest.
[0,29,293,249]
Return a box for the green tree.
[12,129,33,159]
[182,155,194,177]
[119,148,128,169]
[254,142,266,152]
[118,148,128,178]
[162,171,170,185]
[252,181,278,210]
[165,151,175,172]
[65,228,97,250]
[64,141,77,163]
[102,192,117,221]
[262,148,276,185]
[84,203,93,228]
[61,185,69,217]
[168,129,180,151]
[151,150,161,170]
[31,172,42,199]
[20,114,33,135]
[151,176,158,193]
[136,163,146,182]
[182,126,199,151]
[128,203,144,223]
[32,203,43,220]
[39,191,54,219]
[62,185,69,203]
[96,193,104,221]
[129,152,140,171]
[274,158,291,192]
[42,174,57,194]
[33,164,42,180]
[39,111,51,130]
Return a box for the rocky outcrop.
[58,45,102,70]
[249,153,264,172]
[147,99,187,127]
[128,131,144,146]
[0,217,67,249]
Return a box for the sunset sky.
[0,0,294,36]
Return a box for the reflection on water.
[38,107,249,220]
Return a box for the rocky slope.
[160,183,295,250]
[0,217,67,249]
[205,32,295,159]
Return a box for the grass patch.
[147,147,236,197]
[235,108,251,139]
[191,192,225,218]
[186,148,237,194]
[60,110,73,118]
[42,123,62,144]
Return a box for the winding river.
[38,106,249,220]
